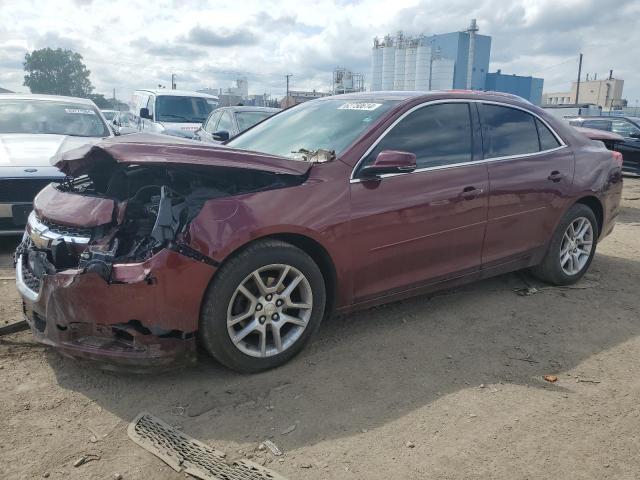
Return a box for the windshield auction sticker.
[338,102,382,111]
[64,108,96,115]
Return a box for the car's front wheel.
[531,203,598,285]
[199,239,326,373]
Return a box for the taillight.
[612,150,623,168]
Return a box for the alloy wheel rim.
[560,217,593,276]
[227,264,313,358]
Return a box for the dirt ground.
[1,179,640,480]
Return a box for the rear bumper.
[16,248,215,372]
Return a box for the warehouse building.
[485,70,544,105]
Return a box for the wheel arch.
[575,195,603,236]
[205,232,338,319]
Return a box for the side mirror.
[360,150,417,178]
[630,132,640,139]
[139,107,151,120]
[212,130,230,141]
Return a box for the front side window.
[611,119,640,138]
[358,102,473,173]
[480,104,540,159]
[227,98,399,160]
[155,95,216,123]
[0,100,110,137]
[204,111,222,133]
[216,111,234,132]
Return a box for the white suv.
[131,89,219,136]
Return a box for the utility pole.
[575,53,583,105]
[171,74,176,90]
[112,88,116,108]
[285,74,292,98]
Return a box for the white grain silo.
[393,33,405,90]
[430,58,455,90]
[370,37,383,91]
[381,36,396,90]
[404,41,417,90]
[414,39,431,91]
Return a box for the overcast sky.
[0,0,638,104]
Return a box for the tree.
[23,48,94,97]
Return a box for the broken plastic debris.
[73,454,101,467]
[263,440,283,456]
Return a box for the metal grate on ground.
[127,412,288,480]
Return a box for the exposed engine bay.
[19,163,305,283]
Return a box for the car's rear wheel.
[199,239,326,373]
[531,203,598,285]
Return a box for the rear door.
[349,102,488,301]
[480,103,574,267]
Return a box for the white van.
[130,89,219,136]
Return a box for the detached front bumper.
[16,248,215,372]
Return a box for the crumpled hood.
[0,134,103,167]
[53,132,313,177]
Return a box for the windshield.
[227,99,399,159]
[101,110,116,121]
[0,99,110,137]
[235,111,276,132]
[155,95,217,123]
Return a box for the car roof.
[0,93,98,105]
[135,89,219,99]
[318,89,532,105]
[569,115,640,122]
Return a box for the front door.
[349,102,488,302]
[479,103,574,266]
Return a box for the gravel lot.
[1,179,640,480]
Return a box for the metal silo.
[415,40,431,91]
[381,36,395,90]
[431,58,455,90]
[404,42,417,91]
[370,39,383,91]
[393,36,406,90]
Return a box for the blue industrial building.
[428,30,492,90]
[485,70,544,105]
[370,20,544,104]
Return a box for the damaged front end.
[15,136,308,371]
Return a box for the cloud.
[0,0,637,102]
[130,38,206,59]
[184,26,257,47]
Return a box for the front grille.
[37,216,93,238]
[128,413,288,480]
[0,178,60,203]
[21,255,42,292]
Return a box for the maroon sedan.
[16,91,623,372]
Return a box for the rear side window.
[361,102,473,171]
[582,120,611,131]
[480,104,539,158]
[536,118,561,150]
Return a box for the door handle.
[461,186,483,199]
[548,171,564,182]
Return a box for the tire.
[199,239,326,373]
[531,203,599,285]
